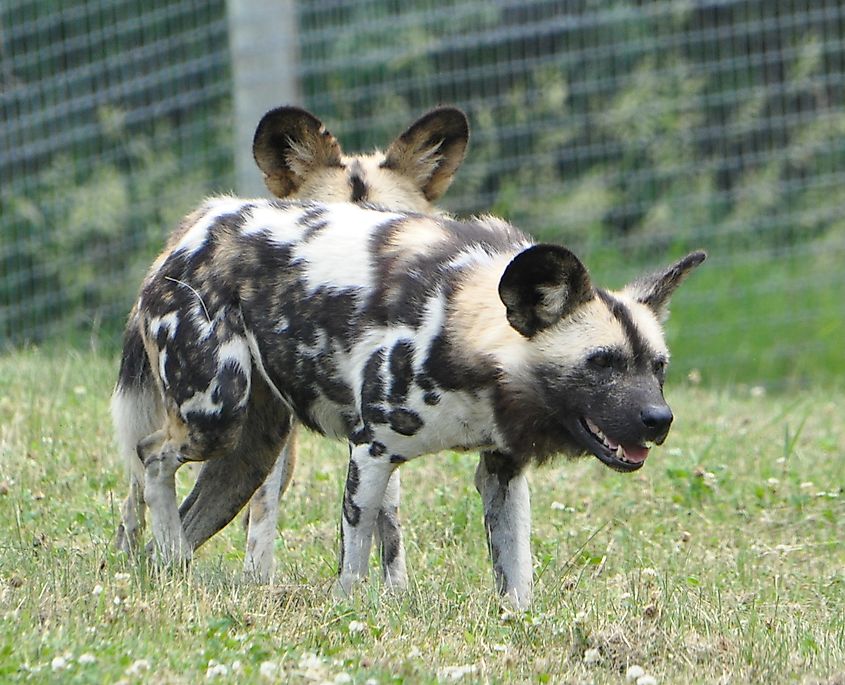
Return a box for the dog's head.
[497,246,706,471]
[252,106,469,212]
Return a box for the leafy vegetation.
[1,351,844,683]
[2,0,844,386]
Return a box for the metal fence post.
[227,0,300,197]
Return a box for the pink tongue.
[621,445,649,463]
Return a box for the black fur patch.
[377,505,402,569]
[117,324,151,390]
[424,334,495,393]
[389,454,407,464]
[596,289,650,366]
[343,461,361,526]
[369,441,386,457]
[345,460,359,496]
[388,340,415,404]
[362,349,388,425]
[349,424,374,446]
[348,161,368,203]
[388,408,424,436]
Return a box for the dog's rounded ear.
[625,250,707,321]
[252,106,343,197]
[499,245,593,337]
[382,107,469,201]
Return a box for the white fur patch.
[149,311,180,341]
[292,203,400,293]
[111,384,164,482]
[241,203,307,243]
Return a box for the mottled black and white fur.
[116,194,704,609]
[112,106,469,584]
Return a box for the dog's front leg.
[474,450,533,610]
[337,444,397,595]
[243,433,296,582]
[376,469,407,590]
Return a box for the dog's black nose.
[640,404,673,437]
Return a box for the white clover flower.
[637,675,658,685]
[626,665,645,681]
[583,648,601,665]
[259,661,279,680]
[439,664,478,681]
[51,656,68,671]
[334,674,352,684]
[206,660,229,679]
[114,572,131,582]
[231,660,242,673]
[126,659,150,676]
[79,654,96,666]
[92,584,104,596]
[347,620,366,634]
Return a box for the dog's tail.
[110,314,164,484]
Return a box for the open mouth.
[578,417,653,472]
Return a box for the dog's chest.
[252,314,499,457]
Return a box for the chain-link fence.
[1,0,232,346]
[3,1,844,386]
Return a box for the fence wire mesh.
[2,1,843,386]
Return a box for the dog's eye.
[588,351,613,369]
[652,358,667,376]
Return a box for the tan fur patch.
[531,298,627,369]
[448,254,532,371]
[294,166,358,204]
[382,217,450,262]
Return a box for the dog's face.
[498,246,706,471]
[252,106,469,212]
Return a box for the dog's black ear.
[382,107,469,201]
[499,245,593,337]
[252,106,343,197]
[625,250,707,321]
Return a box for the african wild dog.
[112,106,469,583]
[119,195,704,609]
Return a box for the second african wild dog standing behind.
[113,106,469,584]
[117,193,704,609]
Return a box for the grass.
[1,349,844,683]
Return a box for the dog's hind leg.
[140,427,192,565]
[179,373,291,553]
[376,469,407,590]
[337,444,398,595]
[474,450,533,610]
[243,428,297,582]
